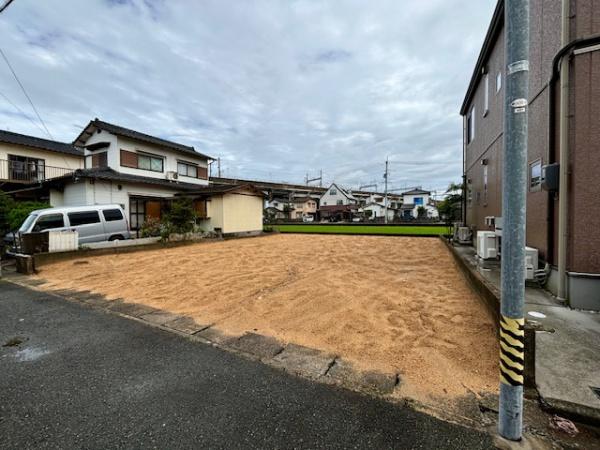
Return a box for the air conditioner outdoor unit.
[525,246,539,280]
[476,231,498,259]
[166,171,179,181]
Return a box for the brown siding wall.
[463,0,600,270]
[567,1,600,273]
[465,26,505,234]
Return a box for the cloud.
[0,0,496,193]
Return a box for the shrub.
[139,217,163,238]
[165,197,196,234]
[0,192,50,233]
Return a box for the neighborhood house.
[400,188,439,219]
[3,119,264,236]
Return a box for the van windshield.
[19,213,38,232]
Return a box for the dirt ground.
[35,234,498,403]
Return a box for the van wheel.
[108,235,124,241]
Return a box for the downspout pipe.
[547,17,600,301]
[462,115,467,226]
[557,0,570,301]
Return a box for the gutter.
[546,7,600,300]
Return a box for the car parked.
[7,204,130,249]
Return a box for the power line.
[0,90,48,135]
[0,46,53,139]
[0,0,15,14]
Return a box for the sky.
[0,0,496,194]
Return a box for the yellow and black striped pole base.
[499,316,524,386]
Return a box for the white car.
[302,215,315,222]
[17,204,131,244]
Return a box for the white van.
[17,205,131,244]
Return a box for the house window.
[330,188,337,195]
[177,161,199,178]
[414,197,423,206]
[529,159,542,191]
[120,149,164,173]
[483,165,488,205]
[91,152,107,168]
[467,106,475,143]
[336,200,343,205]
[483,73,489,116]
[496,71,502,93]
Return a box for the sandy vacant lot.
[36,234,497,402]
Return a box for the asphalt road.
[0,281,493,449]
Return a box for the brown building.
[461,0,600,310]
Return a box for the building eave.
[460,0,505,116]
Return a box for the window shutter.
[120,149,138,168]
[92,152,108,168]
[197,166,208,179]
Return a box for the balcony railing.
[0,159,76,184]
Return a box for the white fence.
[48,231,79,253]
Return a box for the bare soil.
[35,234,498,403]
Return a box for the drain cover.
[591,387,600,400]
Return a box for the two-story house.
[318,183,358,221]
[460,0,600,309]
[264,195,289,221]
[0,129,83,193]
[31,119,264,235]
[400,188,438,219]
[289,195,319,220]
[358,193,399,221]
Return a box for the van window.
[102,209,123,222]
[68,211,100,226]
[32,214,64,232]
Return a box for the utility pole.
[499,0,529,442]
[217,157,221,178]
[305,170,322,187]
[384,157,389,224]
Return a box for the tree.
[417,206,427,219]
[437,182,463,222]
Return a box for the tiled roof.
[402,188,430,196]
[0,129,83,156]
[74,119,213,160]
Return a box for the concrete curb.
[2,275,401,401]
[441,238,600,426]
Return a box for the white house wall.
[320,184,353,207]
